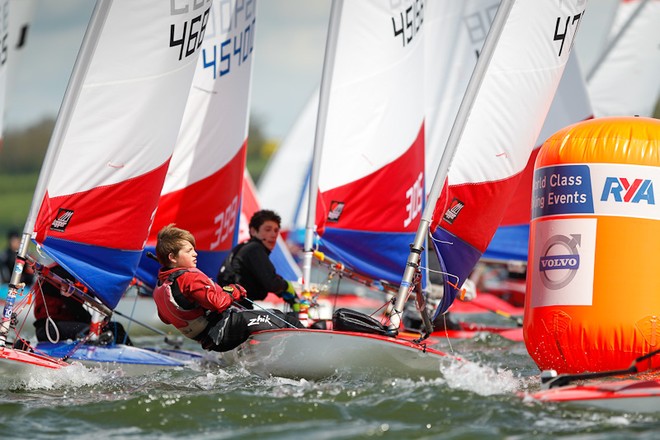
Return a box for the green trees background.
[0,117,273,249]
[1,100,660,250]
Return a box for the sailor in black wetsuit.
[217,210,299,309]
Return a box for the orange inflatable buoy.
[524,116,660,374]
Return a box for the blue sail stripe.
[482,225,530,262]
[430,228,482,318]
[319,228,416,285]
[271,244,301,281]
[40,237,142,310]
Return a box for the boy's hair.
[156,224,196,267]
[249,209,281,233]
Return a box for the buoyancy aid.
[153,270,209,339]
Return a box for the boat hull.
[35,341,192,376]
[524,378,660,413]
[221,329,454,380]
[430,326,523,342]
[0,347,68,385]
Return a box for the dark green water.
[0,334,658,439]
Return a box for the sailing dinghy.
[256,0,592,335]
[526,378,660,413]
[523,350,660,413]
[221,0,588,380]
[221,0,453,379]
[4,0,213,375]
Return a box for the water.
[1,334,658,439]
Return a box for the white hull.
[221,329,452,380]
[566,396,660,413]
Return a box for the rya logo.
[600,177,655,205]
[443,198,465,224]
[50,209,74,232]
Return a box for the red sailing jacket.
[153,267,233,339]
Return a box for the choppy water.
[1,333,658,440]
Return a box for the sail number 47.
[553,12,583,57]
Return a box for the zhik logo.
[601,177,655,204]
[248,314,272,327]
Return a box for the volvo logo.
[539,234,581,290]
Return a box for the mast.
[0,0,111,347]
[301,0,344,293]
[389,0,516,333]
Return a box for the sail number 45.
[391,0,424,47]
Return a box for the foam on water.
[440,357,523,395]
[2,362,108,391]
[189,369,234,390]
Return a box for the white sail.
[0,0,8,144]
[302,0,427,288]
[1,1,209,370]
[27,0,210,309]
[393,0,589,324]
[587,0,660,117]
[573,0,619,74]
[257,89,318,237]
[137,1,257,286]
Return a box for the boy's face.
[170,240,197,268]
[251,220,279,251]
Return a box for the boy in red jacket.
[154,224,299,352]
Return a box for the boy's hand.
[223,284,247,301]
